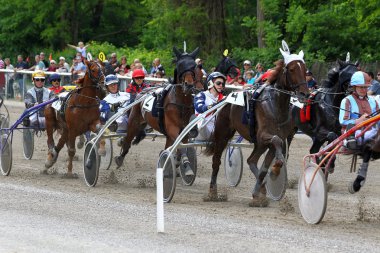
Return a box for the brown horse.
[205,54,309,206]
[114,47,204,172]
[44,59,106,177]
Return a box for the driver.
[339,71,379,193]
[98,74,130,156]
[126,69,149,103]
[24,70,54,128]
[193,72,226,140]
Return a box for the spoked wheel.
[0,102,10,129]
[157,150,176,203]
[224,146,243,187]
[298,162,327,224]
[0,134,12,176]
[99,138,113,171]
[265,139,289,201]
[22,128,34,160]
[83,140,100,187]
[179,147,197,186]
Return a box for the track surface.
[1,100,379,253]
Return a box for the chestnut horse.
[114,47,204,171]
[205,53,309,206]
[44,59,106,177]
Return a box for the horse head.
[173,46,202,92]
[80,59,106,98]
[278,41,309,96]
[215,55,239,79]
[337,59,359,93]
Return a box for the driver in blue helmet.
[339,71,379,194]
[193,72,226,140]
[98,74,130,155]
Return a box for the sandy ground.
[0,100,379,253]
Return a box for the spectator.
[39,52,49,69]
[4,58,15,98]
[237,76,246,86]
[253,63,265,84]
[109,53,119,73]
[67,41,89,58]
[242,60,253,81]
[47,60,58,72]
[29,55,41,71]
[15,55,28,100]
[115,56,129,76]
[48,73,66,94]
[0,55,4,69]
[56,57,71,84]
[133,59,148,75]
[306,70,318,91]
[245,70,255,86]
[195,58,207,79]
[70,56,86,81]
[367,71,380,96]
[24,71,54,128]
[150,58,165,76]
[377,71,380,82]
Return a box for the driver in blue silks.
[193,72,225,141]
[98,74,130,155]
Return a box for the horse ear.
[173,46,181,58]
[298,50,304,60]
[337,59,344,66]
[354,60,360,67]
[189,47,200,59]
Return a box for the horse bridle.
[282,61,307,91]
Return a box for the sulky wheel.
[224,146,243,187]
[22,128,34,160]
[157,150,176,203]
[99,138,113,171]
[0,134,12,176]
[265,139,289,201]
[298,162,327,224]
[83,140,100,187]
[179,147,197,186]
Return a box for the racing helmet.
[350,71,371,87]
[206,72,226,89]
[132,69,145,79]
[49,73,61,82]
[105,74,119,86]
[32,70,46,80]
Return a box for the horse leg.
[43,107,57,173]
[247,144,272,207]
[63,133,78,178]
[114,107,144,168]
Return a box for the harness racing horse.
[114,47,204,172]
[44,59,106,177]
[291,60,358,171]
[215,53,240,81]
[205,43,309,206]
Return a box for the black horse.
[215,53,240,80]
[291,59,358,169]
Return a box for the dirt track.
[0,100,380,253]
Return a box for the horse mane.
[266,59,285,84]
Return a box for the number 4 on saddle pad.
[226,91,245,106]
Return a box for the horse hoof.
[45,159,56,169]
[114,156,124,168]
[249,196,269,207]
[62,173,79,179]
[98,148,106,157]
[40,169,49,175]
[271,163,282,177]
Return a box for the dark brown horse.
[114,47,204,171]
[44,59,106,177]
[205,53,309,206]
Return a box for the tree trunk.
[205,0,227,55]
[257,0,265,48]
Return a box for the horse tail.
[132,129,146,145]
[204,131,217,156]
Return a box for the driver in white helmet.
[193,72,226,140]
[339,71,379,194]
[98,74,130,155]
